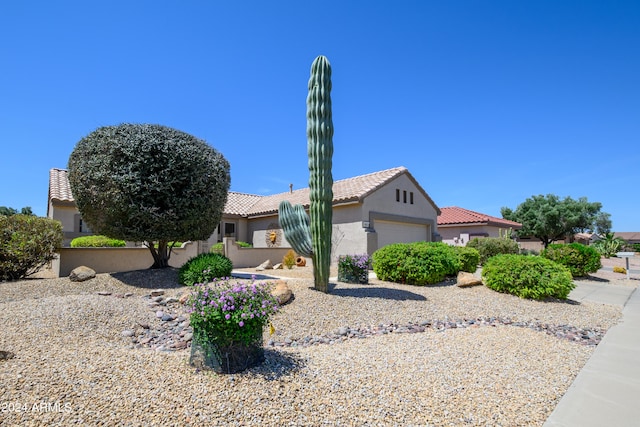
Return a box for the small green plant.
[541,243,601,277]
[179,253,233,286]
[613,266,627,274]
[372,242,460,285]
[482,254,574,300]
[453,246,480,273]
[70,235,126,247]
[466,237,520,264]
[282,250,297,269]
[592,232,626,258]
[210,241,252,254]
[0,214,63,281]
[338,254,372,284]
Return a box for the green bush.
[0,215,63,281]
[70,235,126,247]
[541,243,601,277]
[372,242,460,285]
[482,254,574,300]
[210,241,252,254]
[466,237,520,264]
[453,246,480,273]
[179,253,233,286]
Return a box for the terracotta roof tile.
[438,206,521,229]
[50,166,440,218]
[49,168,74,202]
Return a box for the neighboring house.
[48,166,441,258]
[437,206,522,246]
[614,232,640,245]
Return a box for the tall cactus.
[278,55,333,293]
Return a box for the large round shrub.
[466,237,520,264]
[372,242,460,285]
[179,253,233,286]
[68,123,230,268]
[0,215,63,281]
[482,254,574,300]
[70,235,126,247]
[454,246,480,273]
[541,243,601,277]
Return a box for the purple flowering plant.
[337,254,372,284]
[187,277,279,347]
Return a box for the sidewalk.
[544,280,640,427]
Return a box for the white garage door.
[375,220,429,249]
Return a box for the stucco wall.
[440,225,517,246]
[223,238,300,268]
[52,242,198,277]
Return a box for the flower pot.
[190,331,264,374]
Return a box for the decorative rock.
[156,311,164,318]
[161,314,175,322]
[97,291,112,296]
[256,260,273,271]
[122,330,135,337]
[183,332,193,342]
[456,272,483,287]
[0,350,15,360]
[273,263,283,270]
[271,280,293,305]
[69,266,96,282]
[179,293,190,304]
[165,297,179,304]
[150,289,165,297]
[124,293,134,297]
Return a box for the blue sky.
[1,1,638,230]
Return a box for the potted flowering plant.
[187,277,279,374]
[337,254,372,284]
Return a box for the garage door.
[375,220,429,249]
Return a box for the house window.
[79,218,91,234]
[410,192,414,204]
[224,222,236,237]
[396,189,400,202]
[403,190,407,203]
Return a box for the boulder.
[456,271,483,287]
[69,266,96,282]
[273,263,283,270]
[271,280,293,305]
[256,260,273,271]
[179,293,190,304]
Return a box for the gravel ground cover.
[0,264,629,426]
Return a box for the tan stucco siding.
[440,225,507,246]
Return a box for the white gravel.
[0,268,625,426]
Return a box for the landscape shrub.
[591,233,626,258]
[210,241,252,254]
[372,242,460,285]
[282,250,296,269]
[613,266,627,274]
[466,237,520,264]
[453,246,480,273]
[0,214,63,281]
[179,253,233,286]
[541,243,601,277]
[70,235,126,247]
[482,254,574,300]
[337,254,372,284]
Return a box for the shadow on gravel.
[251,348,305,380]
[328,285,427,301]
[109,268,184,290]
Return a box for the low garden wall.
[222,238,303,268]
[52,242,198,277]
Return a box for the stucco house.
[48,166,441,259]
[437,206,522,246]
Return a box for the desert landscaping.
[1,255,636,426]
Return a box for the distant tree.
[501,194,609,248]
[68,124,230,268]
[0,206,34,216]
[592,212,612,236]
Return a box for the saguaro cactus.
[278,55,333,293]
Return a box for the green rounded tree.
[68,123,230,268]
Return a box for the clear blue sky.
[1,1,638,230]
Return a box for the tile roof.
[438,206,522,229]
[615,232,640,242]
[50,166,440,218]
[49,168,74,202]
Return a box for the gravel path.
[0,267,627,426]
